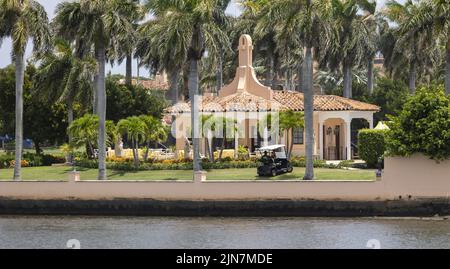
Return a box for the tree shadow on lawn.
[107,170,185,181]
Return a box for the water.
[0,216,449,249]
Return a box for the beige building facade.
[167,35,379,160]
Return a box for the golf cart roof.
[258,145,286,151]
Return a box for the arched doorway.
[322,118,346,160]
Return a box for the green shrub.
[358,129,386,168]
[0,155,14,169]
[386,86,450,161]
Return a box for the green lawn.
[0,166,376,181]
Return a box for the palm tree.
[117,116,146,167]
[279,111,305,160]
[54,0,136,180]
[34,39,96,144]
[69,114,99,158]
[140,115,168,162]
[69,114,116,158]
[136,16,186,104]
[0,0,50,180]
[258,0,334,180]
[111,0,142,87]
[240,1,281,89]
[408,0,450,94]
[323,0,376,98]
[147,0,230,173]
[201,114,215,162]
[383,0,437,94]
[215,117,237,162]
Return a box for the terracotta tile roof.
[119,78,169,90]
[166,90,380,113]
[273,91,380,111]
[166,92,284,113]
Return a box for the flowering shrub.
[9,160,30,168]
[76,155,339,171]
[0,153,65,169]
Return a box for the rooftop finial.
[239,34,253,67]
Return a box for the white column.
[263,127,269,147]
[319,121,324,160]
[368,118,374,129]
[345,120,352,160]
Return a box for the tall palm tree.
[147,0,230,173]
[111,0,142,87]
[54,0,136,180]
[34,39,96,143]
[136,16,187,104]
[240,0,280,89]
[323,0,376,98]
[257,0,334,180]
[408,0,450,94]
[0,0,50,180]
[384,0,437,94]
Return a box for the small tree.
[69,114,115,159]
[140,115,168,162]
[117,116,146,167]
[279,110,305,160]
[358,129,386,168]
[386,86,450,161]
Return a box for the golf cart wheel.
[271,169,277,177]
[287,166,293,173]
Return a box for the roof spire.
[239,34,253,67]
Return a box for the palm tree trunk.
[96,44,107,180]
[409,59,417,94]
[189,59,201,172]
[303,47,314,180]
[68,103,74,163]
[133,139,139,168]
[218,134,226,162]
[367,59,374,95]
[13,52,25,180]
[93,74,98,115]
[265,50,273,87]
[126,55,133,87]
[270,55,276,89]
[288,129,294,160]
[144,142,150,162]
[205,137,213,162]
[216,49,223,94]
[183,63,190,101]
[169,68,179,104]
[297,62,303,92]
[68,103,74,143]
[445,39,450,95]
[343,59,352,98]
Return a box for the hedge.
[0,153,65,169]
[75,157,350,171]
[358,129,386,168]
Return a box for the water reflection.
[0,216,448,249]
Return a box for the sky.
[0,0,403,77]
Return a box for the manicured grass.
[206,168,376,181]
[0,166,376,181]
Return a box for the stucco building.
[167,35,379,160]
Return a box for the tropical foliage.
[1,0,450,180]
[386,86,450,161]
